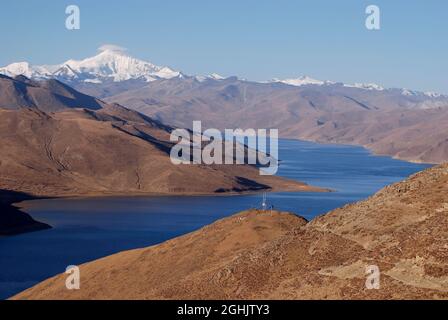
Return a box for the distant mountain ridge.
[1,49,446,99]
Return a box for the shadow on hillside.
[0,189,39,205]
[0,189,51,236]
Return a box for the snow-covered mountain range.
[0,49,182,83]
[269,76,445,98]
[0,48,446,98]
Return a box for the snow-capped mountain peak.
[195,73,227,82]
[209,73,225,80]
[0,62,53,79]
[269,76,447,98]
[0,47,182,83]
[423,91,444,98]
[62,49,181,82]
[271,75,330,87]
[1,62,32,77]
[271,75,385,91]
[344,82,385,91]
[52,64,78,78]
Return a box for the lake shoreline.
[2,164,328,237]
[288,136,439,165]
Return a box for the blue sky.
[1,0,447,93]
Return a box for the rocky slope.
[14,163,448,299]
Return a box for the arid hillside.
[14,163,448,299]
[0,105,316,197]
[0,74,106,112]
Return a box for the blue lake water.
[0,139,431,299]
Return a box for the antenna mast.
[261,192,267,211]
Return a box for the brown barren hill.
[0,106,319,197]
[13,210,307,300]
[14,163,448,300]
[0,74,105,112]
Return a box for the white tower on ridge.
[261,192,267,211]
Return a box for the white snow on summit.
[270,75,385,91]
[195,73,226,82]
[0,62,53,79]
[62,50,180,82]
[343,83,385,91]
[423,91,444,98]
[270,76,447,98]
[209,73,225,80]
[271,76,332,87]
